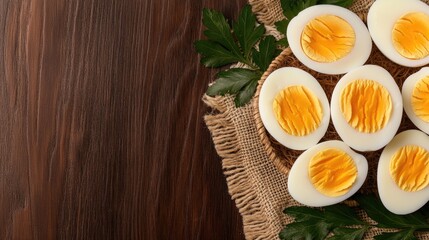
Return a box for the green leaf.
[282,204,369,240]
[324,204,366,226]
[276,38,289,48]
[201,8,244,62]
[279,219,332,240]
[356,195,429,229]
[275,19,290,35]
[234,75,260,107]
[233,5,265,58]
[417,203,429,220]
[281,194,429,240]
[280,0,318,20]
[206,68,260,96]
[195,40,241,67]
[196,6,273,107]
[328,227,367,240]
[284,206,325,222]
[317,0,354,8]
[374,229,417,240]
[252,36,277,71]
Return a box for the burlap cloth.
[203,0,429,239]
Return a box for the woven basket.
[253,15,422,193]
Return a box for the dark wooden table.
[1,0,246,239]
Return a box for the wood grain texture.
[0,0,246,239]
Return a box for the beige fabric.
[204,0,429,239]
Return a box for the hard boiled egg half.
[402,67,429,134]
[287,5,372,74]
[331,65,403,152]
[378,130,429,215]
[368,0,429,67]
[259,67,330,150]
[288,140,368,207]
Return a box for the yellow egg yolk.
[390,145,429,192]
[309,148,357,197]
[392,12,429,60]
[340,79,392,133]
[300,14,355,63]
[273,85,323,136]
[412,76,429,122]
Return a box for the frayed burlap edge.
[203,96,274,239]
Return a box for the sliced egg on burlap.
[287,5,372,75]
[378,130,429,215]
[331,65,403,152]
[288,140,368,207]
[402,67,429,134]
[368,0,429,67]
[259,67,330,150]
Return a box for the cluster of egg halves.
[259,0,429,215]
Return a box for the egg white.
[287,5,372,75]
[331,65,403,152]
[288,140,368,207]
[259,67,330,150]
[378,130,429,215]
[367,0,429,67]
[402,67,429,134]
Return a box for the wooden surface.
[0,0,246,239]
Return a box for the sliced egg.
[402,67,429,134]
[368,0,429,67]
[288,140,368,207]
[331,65,403,152]
[287,5,372,75]
[378,130,429,215]
[259,67,330,150]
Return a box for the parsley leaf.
[201,8,244,63]
[374,229,418,240]
[280,0,318,20]
[356,195,429,229]
[281,194,429,240]
[279,0,354,21]
[328,227,367,240]
[276,37,289,48]
[253,36,277,71]
[206,69,260,97]
[324,204,366,226]
[279,219,332,240]
[281,205,367,240]
[274,19,290,48]
[234,77,260,107]
[275,19,289,35]
[281,207,331,239]
[317,0,354,7]
[195,4,279,107]
[206,68,261,107]
[194,40,241,67]
[233,5,265,58]
[284,206,325,222]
